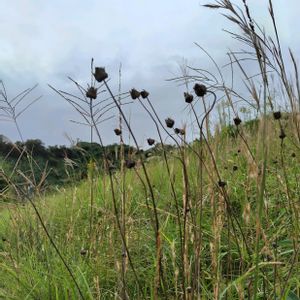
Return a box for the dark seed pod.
[179,128,185,135]
[2,237,7,242]
[279,130,286,140]
[193,83,207,97]
[86,87,97,99]
[233,165,238,171]
[218,180,227,188]
[273,111,281,120]
[291,152,296,158]
[141,90,149,99]
[114,128,122,136]
[125,160,136,169]
[130,89,140,100]
[184,92,194,103]
[165,118,175,128]
[272,242,278,249]
[174,128,180,134]
[233,117,242,126]
[80,249,88,256]
[147,138,155,146]
[94,67,108,82]
[186,287,192,294]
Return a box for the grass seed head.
[141,90,149,99]
[165,118,175,128]
[86,87,97,99]
[130,89,140,100]
[94,67,108,82]
[184,92,194,103]
[193,83,207,97]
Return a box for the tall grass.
[1,0,300,299]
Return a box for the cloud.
[0,0,299,145]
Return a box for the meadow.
[1,1,300,299]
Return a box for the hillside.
[1,114,300,299]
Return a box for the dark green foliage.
[0,138,137,193]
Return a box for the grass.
[1,0,300,299]
[1,119,300,299]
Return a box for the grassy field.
[1,1,300,299]
[1,116,300,299]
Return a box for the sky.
[1,0,299,147]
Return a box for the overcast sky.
[1,0,299,146]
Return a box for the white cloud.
[0,0,299,145]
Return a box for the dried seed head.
[86,87,97,99]
[279,129,286,140]
[184,92,194,103]
[273,111,281,120]
[125,160,136,169]
[233,117,242,126]
[141,90,149,99]
[94,67,108,82]
[233,165,238,171]
[193,83,207,97]
[114,128,122,136]
[165,118,175,128]
[147,138,155,146]
[80,248,88,256]
[174,128,185,135]
[218,180,227,188]
[130,89,140,100]
[186,287,192,294]
[291,152,296,158]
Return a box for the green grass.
[1,117,300,299]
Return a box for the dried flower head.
[218,180,227,188]
[184,92,194,103]
[141,90,149,99]
[80,248,88,256]
[233,117,242,126]
[193,83,207,97]
[125,160,136,169]
[165,118,175,128]
[147,138,155,146]
[233,165,238,171]
[114,128,122,136]
[86,87,97,99]
[130,89,140,100]
[279,129,286,140]
[273,111,281,120]
[291,152,296,158]
[174,128,185,135]
[94,67,108,82]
